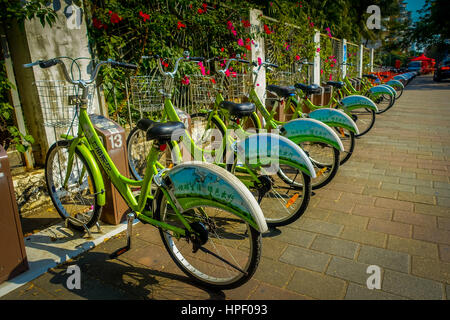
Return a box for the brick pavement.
[2,75,450,300]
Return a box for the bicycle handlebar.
[24,57,137,85]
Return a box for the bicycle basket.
[182,74,216,113]
[222,72,252,102]
[130,73,174,113]
[34,80,95,128]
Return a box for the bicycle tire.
[190,111,313,227]
[350,108,376,137]
[153,173,262,290]
[45,140,102,231]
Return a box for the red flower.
[202,3,207,10]
[93,17,107,30]
[139,11,150,22]
[220,47,224,52]
[177,21,186,29]
[198,8,204,14]
[109,12,122,24]
[295,55,300,61]
[245,44,251,51]
[242,20,251,28]
[181,75,190,85]
[263,24,272,35]
[210,78,216,84]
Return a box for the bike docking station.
[89,114,130,225]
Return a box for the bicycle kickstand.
[110,212,135,259]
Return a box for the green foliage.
[0,0,56,151]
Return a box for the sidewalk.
[2,75,450,300]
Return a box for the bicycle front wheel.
[45,140,102,231]
[154,192,262,290]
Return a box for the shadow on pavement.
[44,251,227,300]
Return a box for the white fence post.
[313,30,321,85]
[358,44,364,77]
[341,39,347,78]
[370,48,374,72]
[250,9,265,102]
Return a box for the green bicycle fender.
[340,95,379,113]
[386,80,404,90]
[235,133,316,178]
[368,85,394,97]
[377,84,396,96]
[161,161,268,233]
[280,118,344,152]
[308,108,359,135]
[75,142,106,206]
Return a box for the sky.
[404,0,427,22]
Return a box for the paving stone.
[249,283,311,300]
[382,269,443,300]
[393,210,437,228]
[439,245,450,263]
[438,217,450,230]
[437,197,450,208]
[399,177,432,187]
[327,212,369,229]
[311,235,359,259]
[260,238,290,260]
[344,283,406,300]
[411,256,450,284]
[324,182,365,194]
[363,187,398,200]
[387,235,439,259]
[352,204,393,220]
[375,198,414,212]
[253,257,296,288]
[279,245,331,272]
[296,217,343,237]
[397,191,436,205]
[367,218,412,238]
[286,268,346,300]
[381,182,415,193]
[339,226,387,248]
[413,225,450,245]
[416,186,449,197]
[269,227,316,249]
[414,203,450,217]
[316,199,354,214]
[357,245,410,273]
[434,181,450,190]
[326,256,373,285]
[302,207,333,221]
[338,193,377,206]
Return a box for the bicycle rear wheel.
[45,140,102,231]
[349,108,376,137]
[333,128,355,165]
[154,190,261,290]
[374,93,395,114]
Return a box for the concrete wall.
[6,0,99,165]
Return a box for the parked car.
[433,57,450,82]
[407,61,422,74]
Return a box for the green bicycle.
[25,57,268,290]
[127,53,316,228]
[193,57,346,190]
